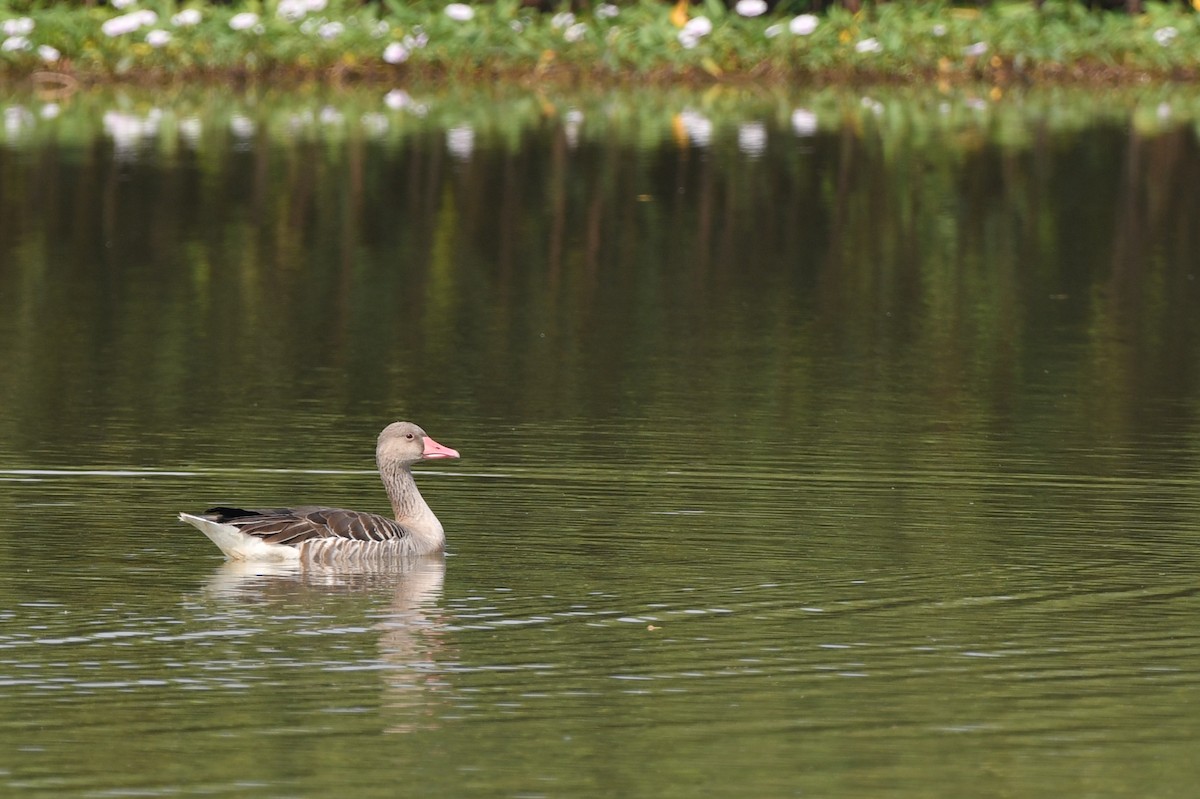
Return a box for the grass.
[1,0,1200,85]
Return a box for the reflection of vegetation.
[1,84,1199,479]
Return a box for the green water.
[1,85,1199,797]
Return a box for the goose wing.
[201,506,412,546]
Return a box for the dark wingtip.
[202,506,259,522]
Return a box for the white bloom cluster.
[317,21,344,40]
[1154,26,1178,46]
[2,17,34,36]
[735,0,767,18]
[678,16,712,50]
[278,0,327,22]
[102,10,158,37]
[229,12,259,32]
[563,22,588,43]
[172,9,202,27]
[383,42,409,63]
[383,27,428,64]
[1,17,34,53]
[790,14,818,36]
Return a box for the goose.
[179,421,459,563]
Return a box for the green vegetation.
[1,0,1200,84]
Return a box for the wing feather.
[201,506,412,546]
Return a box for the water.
[2,85,1200,797]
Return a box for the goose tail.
[178,512,300,562]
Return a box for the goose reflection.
[204,556,450,734]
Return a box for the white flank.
[178,512,301,562]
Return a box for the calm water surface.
[1,85,1199,797]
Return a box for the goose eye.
[405,433,415,440]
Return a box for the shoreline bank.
[3,1,1200,89]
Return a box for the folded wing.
[200,506,412,546]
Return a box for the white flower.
[111,0,136,8]
[229,12,259,31]
[277,0,309,21]
[383,42,410,63]
[404,30,428,48]
[37,44,61,62]
[102,12,147,36]
[931,23,946,37]
[595,4,619,19]
[445,3,474,21]
[681,16,712,37]
[861,96,883,114]
[855,37,881,54]
[1157,102,1171,120]
[2,17,34,37]
[372,20,389,37]
[1154,26,1177,46]
[280,0,326,19]
[963,41,988,57]
[790,14,818,36]
[765,24,782,39]
[735,0,767,17]
[678,30,699,49]
[551,11,575,29]
[563,22,587,42]
[172,9,201,26]
[317,21,343,39]
[135,10,158,26]
[146,29,171,47]
[319,106,343,126]
[791,108,817,136]
[510,20,523,32]
[1,36,31,52]
[40,103,60,120]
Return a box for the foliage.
[0,0,1199,82]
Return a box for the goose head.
[376,421,460,468]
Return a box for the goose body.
[179,422,459,563]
